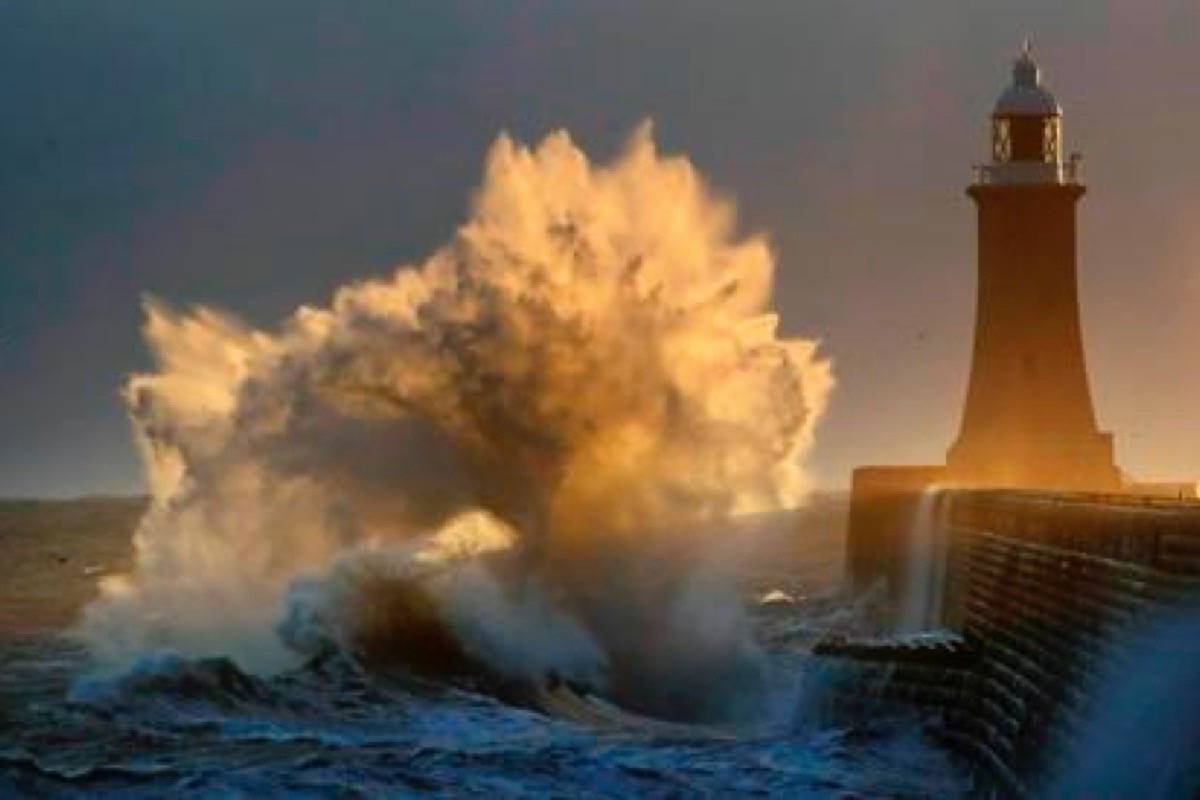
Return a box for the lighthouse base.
[946,430,1122,494]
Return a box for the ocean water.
[0,604,970,799]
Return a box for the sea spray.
[78,125,834,719]
[898,487,948,633]
[1049,609,1200,798]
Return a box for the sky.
[2,0,1198,498]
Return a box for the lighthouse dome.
[994,46,1061,117]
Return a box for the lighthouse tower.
[946,45,1120,490]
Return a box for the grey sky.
[2,1,1198,497]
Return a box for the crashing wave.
[76,126,833,722]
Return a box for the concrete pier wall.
[937,491,1200,792]
[834,490,1200,794]
[845,465,945,605]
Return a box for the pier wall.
[938,492,1200,791]
[845,465,945,604]
[838,489,1200,794]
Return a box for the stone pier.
[831,490,1200,795]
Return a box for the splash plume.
[80,125,833,717]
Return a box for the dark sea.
[0,599,970,800]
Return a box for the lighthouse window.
[992,119,1012,161]
[1043,118,1061,162]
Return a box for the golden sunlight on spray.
[79,125,834,680]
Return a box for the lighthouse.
[844,47,1129,595]
[945,44,1121,491]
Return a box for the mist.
[78,127,832,720]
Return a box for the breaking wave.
[76,125,833,722]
